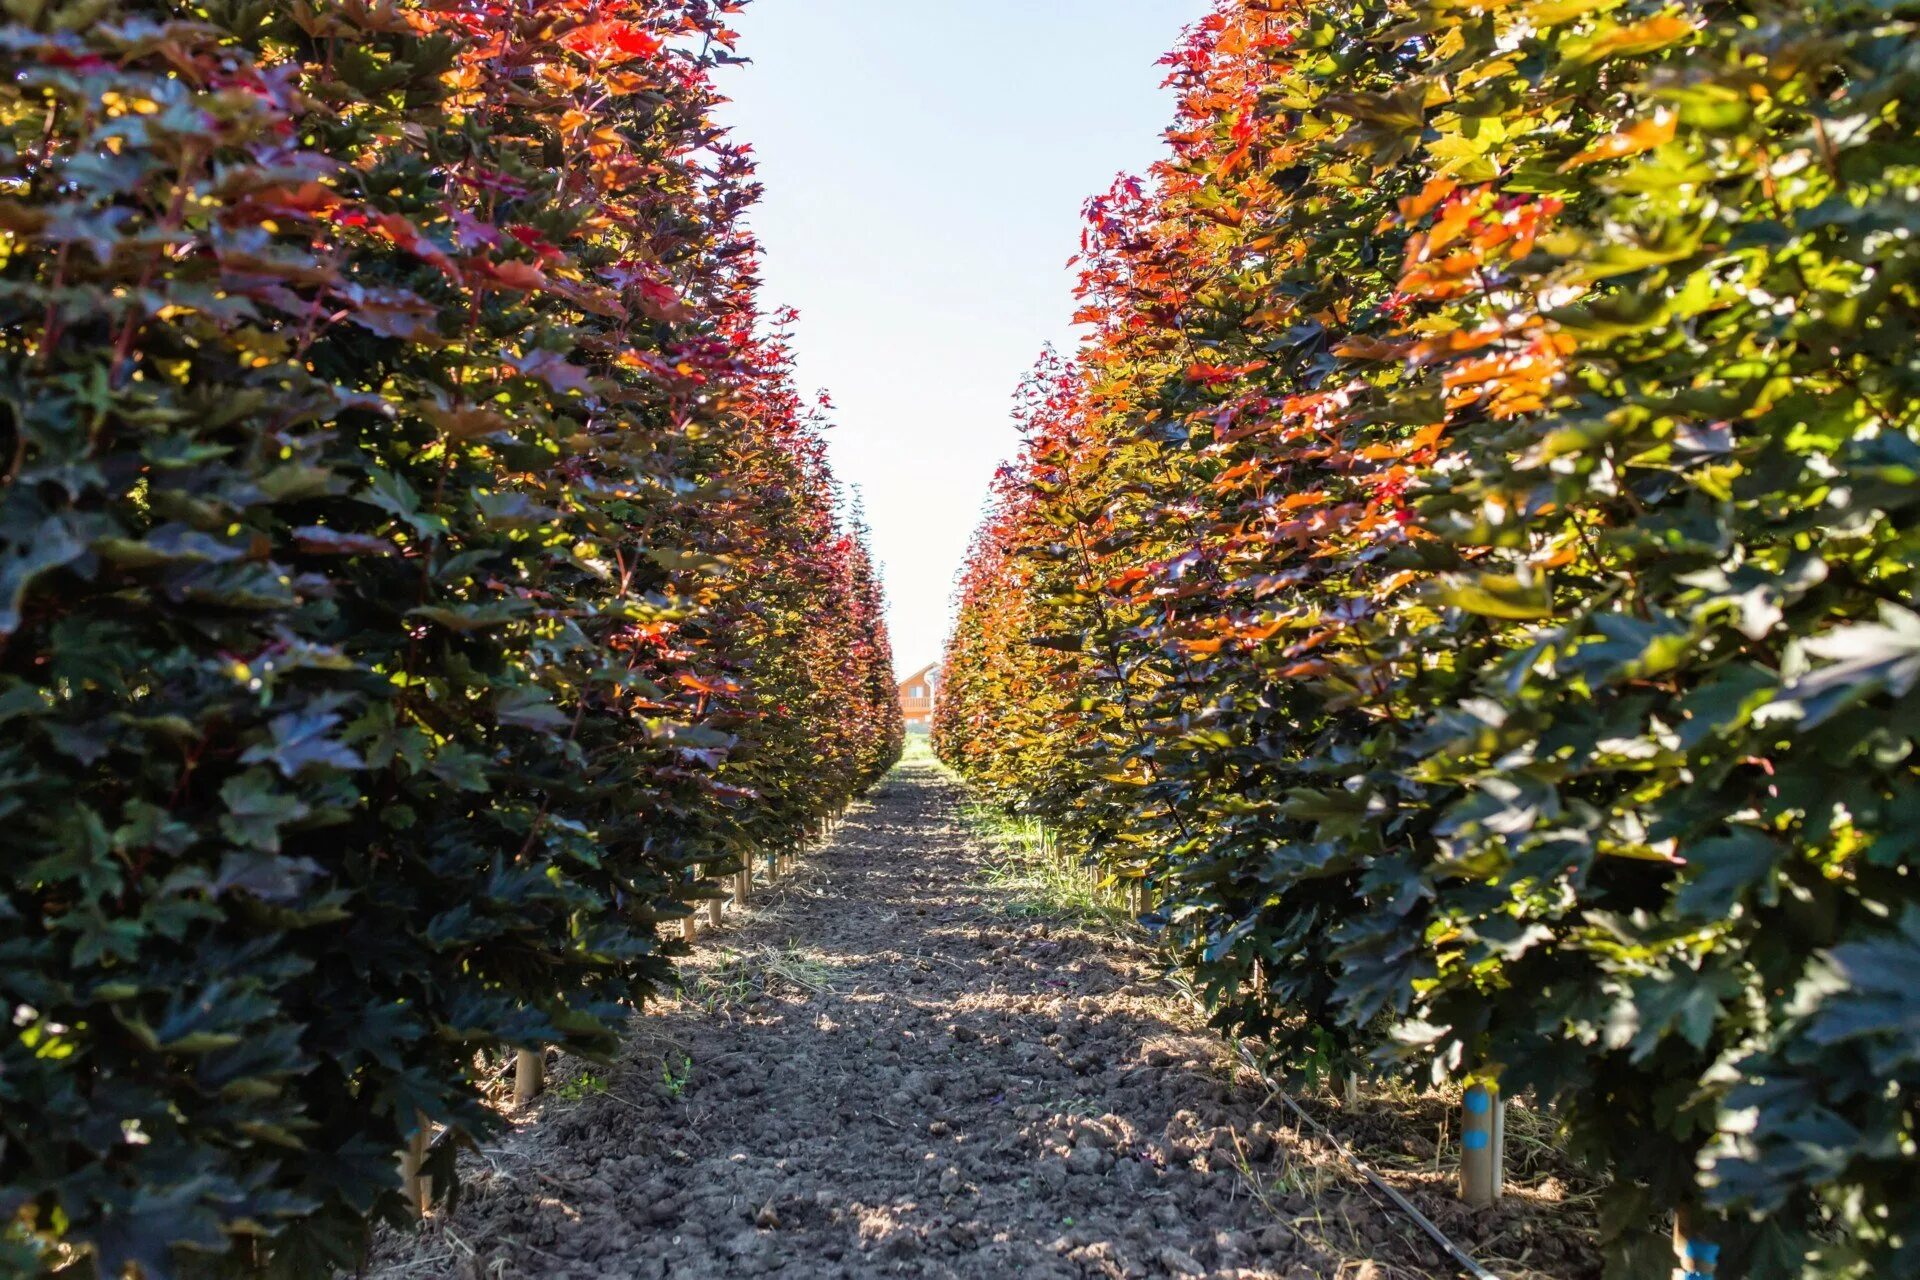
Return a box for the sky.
[716,0,1209,677]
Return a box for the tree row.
[0,2,900,1275]
[940,2,1919,1274]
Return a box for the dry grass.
[681,941,842,1013]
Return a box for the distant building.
[897,663,940,731]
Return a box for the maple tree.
[0,0,898,1275]
[942,1,1920,1275]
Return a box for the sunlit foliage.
[941,2,1920,1274]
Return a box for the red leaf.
[562,20,664,62]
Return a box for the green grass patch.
[896,732,941,769]
[964,801,1134,933]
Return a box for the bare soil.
[366,759,1599,1280]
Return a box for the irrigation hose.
[1223,1038,1504,1280]
[1164,975,1503,1280]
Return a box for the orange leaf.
[1399,177,1458,223]
[1334,335,1412,361]
[1571,14,1694,65]
[1561,109,1678,170]
[1372,570,1422,600]
[490,260,548,292]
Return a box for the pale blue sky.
[716,0,1208,676]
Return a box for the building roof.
[896,662,939,690]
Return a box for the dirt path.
[369,758,1595,1280]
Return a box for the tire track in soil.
[368,760,1594,1280]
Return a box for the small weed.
[685,949,759,1013]
[553,1071,609,1103]
[1226,1126,1337,1211]
[660,1052,693,1098]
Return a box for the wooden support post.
[1459,1080,1505,1208]
[399,1111,431,1216]
[682,905,698,943]
[513,1048,544,1110]
[734,867,751,907]
[1494,1088,1507,1193]
[708,893,723,928]
[1673,1206,1720,1279]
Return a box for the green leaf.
[1674,829,1782,918]
[1773,606,1920,729]
[0,512,90,635]
[240,710,365,778]
[219,770,313,853]
[1435,575,1554,621]
[495,686,570,732]
[407,601,534,632]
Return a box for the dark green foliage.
[0,1,899,1275]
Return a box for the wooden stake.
[734,867,751,907]
[682,906,698,943]
[399,1111,431,1216]
[1459,1081,1505,1208]
[513,1048,543,1110]
[1494,1089,1507,1195]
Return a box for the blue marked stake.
[1675,1207,1719,1278]
[1459,1081,1503,1208]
